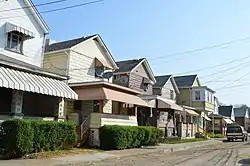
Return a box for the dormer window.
[4,22,35,54]
[6,31,24,54]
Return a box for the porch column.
[134,105,137,117]
[11,90,23,118]
[56,98,66,122]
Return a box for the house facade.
[234,107,250,131]
[153,75,199,138]
[174,75,215,135]
[44,35,150,146]
[0,0,77,122]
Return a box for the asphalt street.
[84,140,250,166]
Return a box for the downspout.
[40,33,48,68]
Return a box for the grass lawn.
[164,138,208,144]
[22,148,103,159]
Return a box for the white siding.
[0,0,45,67]
[68,39,114,83]
[161,79,176,101]
[192,89,205,101]
[43,52,69,76]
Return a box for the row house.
[174,75,216,135]
[0,0,77,121]
[44,35,151,146]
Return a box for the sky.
[34,0,250,105]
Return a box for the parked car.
[226,125,248,142]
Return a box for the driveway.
[83,140,250,166]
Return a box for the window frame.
[194,90,201,100]
[5,31,24,54]
[170,89,174,100]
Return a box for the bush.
[99,125,163,150]
[0,119,76,158]
[207,132,225,138]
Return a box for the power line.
[199,60,250,79]
[149,36,250,62]
[215,70,250,91]
[0,0,67,13]
[173,55,250,75]
[0,0,104,20]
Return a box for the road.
[84,141,250,166]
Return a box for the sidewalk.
[0,139,222,166]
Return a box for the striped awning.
[5,22,35,40]
[0,66,78,99]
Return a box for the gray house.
[218,106,235,122]
[234,107,250,131]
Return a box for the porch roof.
[73,86,149,107]
[0,66,78,99]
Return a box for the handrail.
[80,115,91,140]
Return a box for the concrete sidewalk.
[0,139,222,166]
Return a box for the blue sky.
[34,0,250,105]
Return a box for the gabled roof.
[24,0,49,33]
[45,34,118,69]
[234,108,248,117]
[174,74,199,88]
[219,106,234,117]
[115,58,156,83]
[154,75,180,94]
[115,59,144,73]
[45,35,95,53]
[154,75,172,87]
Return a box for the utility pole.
[212,96,215,138]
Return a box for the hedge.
[99,125,163,150]
[0,119,76,158]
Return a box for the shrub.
[99,125,163,150]
[207,132,225,138]
[0,119,34,158]
[0,119,76,158]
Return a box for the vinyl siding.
[0,0,46,67]
[153,88,161,96]
[68,39,114,83]
[192,78,200,87]
[205,102,215,110]
[129,63,153,94]
[160,79,176,101]
[43,52,69,76]
[176,88,191,106]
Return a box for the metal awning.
[5,22,35,40]
[0,66,78,99]
[185,109,199,116]
[224,119,233,124]
[157,97,183,111]
[202,114,212,121]
[74,87,149,107]
[95,57,113,69]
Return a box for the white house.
[0,0,77,122]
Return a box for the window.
[195,91,201,100]
[170,90,174,100]
[143,83,149,92]
[210,93,213,103]
[207,91,210,102]
[6,31,24,54]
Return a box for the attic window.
[5,22,35,54]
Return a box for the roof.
[25,0,49,33]
[115,58,156,83]
[154,75,172,87]
[45,35,95,53]
[174,75,198,88]
[0,54,67,80]
[219,106,233,117]
[115,59,144,73]
[234,108,248,117]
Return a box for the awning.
[95,58,113,69]
[5,22,35,40]
[0,66,78,99]
[224,119,233,124]
[203,114,211,121]
[75,87,149,107]
[185,109,199,116]
[157,97,183,111]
